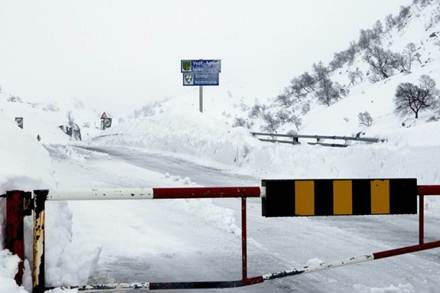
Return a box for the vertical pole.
[199,86,203,113]
[241,197,247,280]
[5,191,25,286]
[32,190,48,293]
[419,195,424,245]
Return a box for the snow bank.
[0,250,27,293]
[0,113,53,194]
[0,112,78,293]
[0,111,55,264]
[89,95,259,168]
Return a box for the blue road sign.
[181,59,221,86]
[191,60,221,73]
[194,72,219,86]
[183,72,219,86]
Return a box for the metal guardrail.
[251,132,385,147]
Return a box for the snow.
[0,250,27,293]
[2,1,440,293]
[0,112,53,195]
[92,94,257,168]
[354,283,415,293]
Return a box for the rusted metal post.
[33,190,48,293]
[419,195,424,245]
[241,197,247,280]
[5,191,25,286]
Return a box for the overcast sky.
[0,0,412,113]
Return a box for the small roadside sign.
[100,112,112,130]
[15,117,23,129]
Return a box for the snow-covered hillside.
[95,1,440,160]
[238,0,440,137]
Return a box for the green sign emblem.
[181,60,192,72]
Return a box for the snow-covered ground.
[4,112,440,293]
[3,1,440,293]
[2,100,440,293]
[39,143,440,293]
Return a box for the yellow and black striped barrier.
[262,179,417,217]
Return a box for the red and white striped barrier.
[44,186,261,201]
[2,184,440,292]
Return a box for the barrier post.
[241,197,247,280]
[32,190,48,293]
[5,191,25,286]
[419,195,424,245]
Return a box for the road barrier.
[1,182,440,292]
[262,179,417,217]
[251,132,385,147]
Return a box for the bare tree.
[420,74,438,96]
[385,14,396,31]
[248,104,265,119]
[262,112,280,132]
[7,95,23,103]
[392,52,410,73]
[396,6,411,30]
[364,46,396,80]
[404,43,417,71]
[348,68,364,85]
[358,29,375,50]
[301,101,311,115]
[276,92,293,107]
[313,62,342,106]
[346,42,358,65]
[298,72,316,93]
[394,75,438,119]
[316,77,341,106]
[233,117,252,129]
[358,111,373,127]
[412,0,431,8]
[276,110,302,130]
[373,20,384,36]
[312,62,329,81]
[414,52,423,65]
[277,72,315,107]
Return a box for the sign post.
[181,59,221,113]
[199,86,203,113]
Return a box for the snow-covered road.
[45,144,440,293]
[75,145,258,187]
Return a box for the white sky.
[0,0,412,113]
